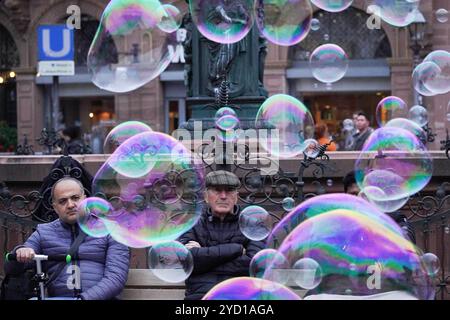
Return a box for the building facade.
[0,0,449,152]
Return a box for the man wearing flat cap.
[178,170,266,300]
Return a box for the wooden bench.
[120,269,186,300]
[120,269,307,300]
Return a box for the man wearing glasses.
[179,171,266,300]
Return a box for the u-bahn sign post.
[38,25,74,131]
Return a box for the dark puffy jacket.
[5,219,130,300]
[178,205,266,300]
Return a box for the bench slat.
[120,289,186,300]
[125,269,185,287]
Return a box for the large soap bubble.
[376,96,408,127]
[92,131,205,248]
[148,241,193,283]
[190,0,255,44]
[385,118,427,143]
[266,194,406,249]
[355,127,433,202]
[255,94,315,158]
[369,0,420,27]
[87,0,179,93]
[255,0,312,46]
[412,61,441,97]
[202,277,301,300]
[358,186,409,213]
[310,0,353,13]
[104,121,153,154]
[268,208,435,299]
[309,44,349,84]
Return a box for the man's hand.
[242,247,246,256]
[15,248,35,263]
[185,241,201,249]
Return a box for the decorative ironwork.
[36,128,92,155]
[423,124,437,144]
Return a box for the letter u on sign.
[38,25,74,61]
[42,29,71,58]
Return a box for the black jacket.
[178,205,266,300]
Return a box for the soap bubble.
[310,44,349,84]
[311,18,320,31]
[268,208,434,299]
[77,197,112,237]
[255,0,312,46]
[355,127,433,202]
[281,197,295,212]
[255,94,315,158]
[408,105,428,127]
[189,0,255,44]
[412,61,442,97]
[87,0,178,92]
[292,258,322,290]
[202,277,301,300]
[239,205,272,241]
[158,4,183,33]
[92,131,205,248]
[422,253,440,277]
[310,0,353,13]
[370,0,420,27]
[267,194,406,249]
[423,50,450,94]
[435,8,449,23]
[148,241,193,283]
[250,249,290,285]
[376,96,408,127]
[215,107,237,120]
[303,139,320,158]
[104,121,152,154]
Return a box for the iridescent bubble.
[267,194,406,249]
[376,96,408,127]
[87,0,178,93]
[215,107,237,120]
[370,0,420,27]
[281,197,295,212]
[311,18,320,31]
[355,127,433,201]
[250,249,290,285]
[358,186,409,213]
[310,44,349,84]
[189,0,255,44]
[268,208,434,299]
[255,94,315,158]
[421,253,440,277]
[255,0,312,46]
[92,131,205,248]
[239,206,271,241]
[412,61,441,97]
[447,101,450,122]
[104,121,152,154]
[408,105,428,127]
[157,4,183,33]
[385,118,427,143]
[423,50,450,94]
[292,258,322,290]
[303,139,320,158]
[310,0,353,13]
[202,277,301,300]
[77,197,112,237]
[436,8,449,23]
[148,241,193,283]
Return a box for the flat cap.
[205,170,241,189]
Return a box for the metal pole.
[51,76,60,131]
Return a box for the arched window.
[0,23,19,131]
[290,7,392,61]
